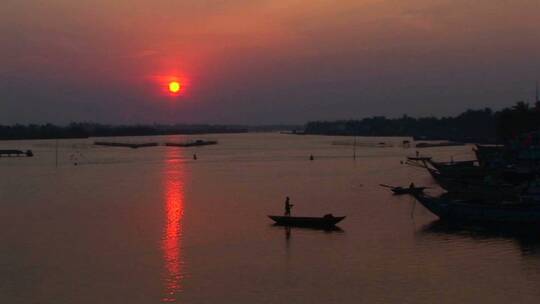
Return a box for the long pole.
[353,135,357,160]
[55,139,58,168]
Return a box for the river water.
[1,133,540,303]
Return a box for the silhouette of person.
[409,182,415,189]
[193,154,197,160]
[284,196,294,216]
[309,155,314,161]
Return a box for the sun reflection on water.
[162,149,185,302]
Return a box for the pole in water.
[353,135,357,160]
[55,139,58,168]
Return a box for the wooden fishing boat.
[425,159,533,184]
[426,161,485,179]
[426,159,477,170]
[474,144,505,167]
[410,193,540,224]
[426,167,523,200]
[268,214,345,227]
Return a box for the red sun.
[168,81,181,93]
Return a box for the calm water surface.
[2,133,540,303]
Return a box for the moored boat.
[268,214,345,228]
[474,144,505,167]
[426,161,485,179]
[426,167,524,200]
[410,193,540,224]
[426,159,477,170]
[415,141,465,148]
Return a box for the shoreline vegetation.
[0,124,249,140]
[303,101,540,143]
[0,124,303,141]
[1,102,539,142]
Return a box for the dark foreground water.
[2,133,540,303]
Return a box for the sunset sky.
[1,0,539,124]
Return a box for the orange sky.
[1,0,539,123]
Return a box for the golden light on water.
[162,148,185,302]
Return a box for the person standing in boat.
[284,197,294,216]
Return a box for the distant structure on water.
[0,149,33,157]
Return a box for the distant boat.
[379,184,427,195]
[407,156,432,161]
[165,140,218,147]
[0,149,33,157]
[94,141,158,149]
[332,140,393,148]
[427,159,477,170]
[415,142,465,148]
[425,160,484,179]
[268,214,345,228]
[410,193,540,224]
[473,144,505,167]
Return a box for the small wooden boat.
[379,184,427,195]
[268,214,345,228]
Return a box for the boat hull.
[268,215,345,227]
[391,187,426,195]
[412,194,540,224]
[427,168,522,200]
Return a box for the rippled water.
[2,133,540,303]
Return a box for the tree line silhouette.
[2,101,539,142]
[304,101,540,143]
[0,123,248,140]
